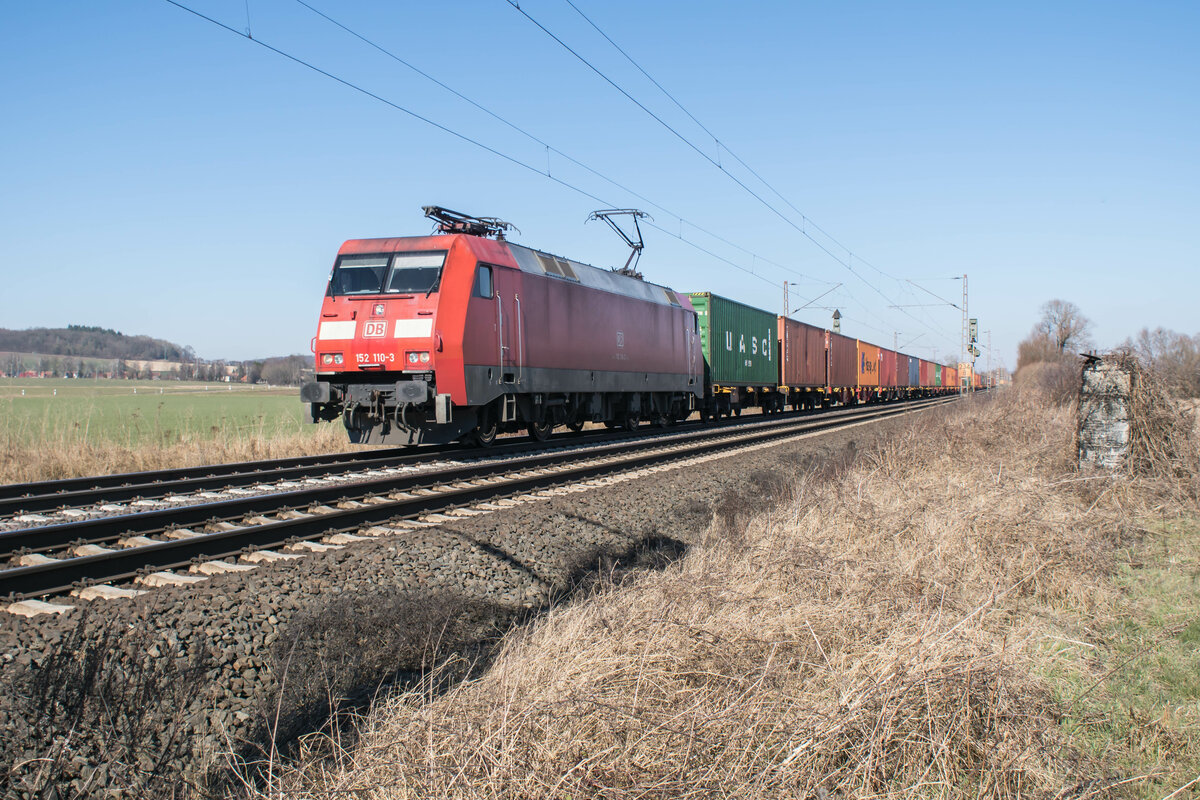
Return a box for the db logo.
[616,331,625,348]
[363,321,387,338]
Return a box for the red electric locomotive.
[302,207,703,445]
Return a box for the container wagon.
[919,359,934,390]
[857,340,881,402]
[827,330,859,404]
[777,316,826,410]
[879,347,897,400]
[689,292,780,416]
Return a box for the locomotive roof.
[506,243,686,311]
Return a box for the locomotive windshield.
[328,251,447,296]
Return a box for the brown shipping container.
[857,340,881,388]
[879,348,897,388]
[946,365,958,389]
[919,359,933,387]
[828,331,858,388]
[777,316,826,387]
[896,352,911,387]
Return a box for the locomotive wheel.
[472,408,498,447]
[566,419,585,432]
[623,414,640,432]
[528,419,552,442]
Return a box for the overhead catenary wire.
[559,0,902,286]
[543,6,967,362]
[905,279,963,311]
[287,0,836,289]
[160,0,801,293]
[505,0,955,348]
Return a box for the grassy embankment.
[265,384,1200,798]
[0,378,351,484]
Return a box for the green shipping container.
[934,364,943,387]
[687,292,778,387]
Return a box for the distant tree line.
[240,355,309,386]
[0,326,192,362]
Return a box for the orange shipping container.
[857,340,881,388]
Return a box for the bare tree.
[1034,299,1092,355]
[1123,327,1200,397]
[1017,299,1095,374]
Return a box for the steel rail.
[0,397,956,600]
[0,444,413,502]
[0,430,616,517]
[0,427,633,513]
[0,400,909,516]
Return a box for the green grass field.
[0,378,309,447]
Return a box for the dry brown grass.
[0,424,362,485]
[258,383,1198,799]
[1110,351,1200,500]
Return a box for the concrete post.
[1078,355,1133,471]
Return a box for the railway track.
[0,424,689,518]
[1,396,956,607]
[0,408,826,520]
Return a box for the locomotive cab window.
[385,251,446,294]
[328,251,447,296]
[474,264,494,299]
[327,254,389,296]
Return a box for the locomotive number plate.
[362,321,387,338]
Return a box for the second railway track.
[2,396,956,604]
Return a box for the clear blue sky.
[2,1,1196,368]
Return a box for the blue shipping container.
[908,358,919,386]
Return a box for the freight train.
[301,207,965,446]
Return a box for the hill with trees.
[0,325,193,362]
[0,326,312,385]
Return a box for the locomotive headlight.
[406,351,430,365]
[321,354,333,365]
[419,352,430,364]
[333,354,343,364]
[407,352,419,364]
